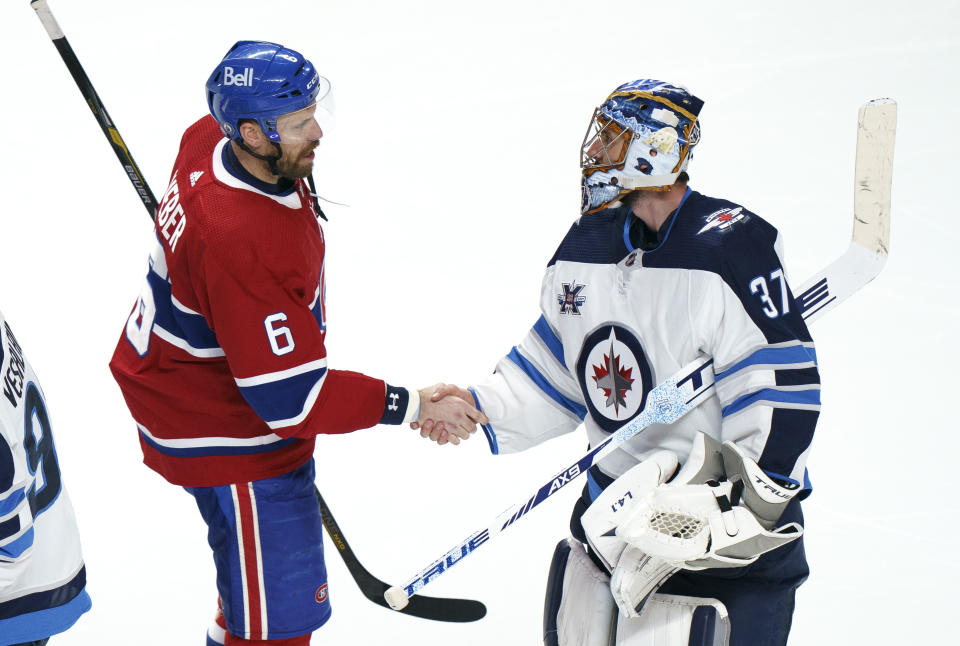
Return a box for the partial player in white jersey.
[418,80,818,646]
[0,310,91,645]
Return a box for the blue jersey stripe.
[237,368,327,425]
[469,388,499,455]
[507,348,587,420]
[311,267,326,331]
[721,387,821,417]
[0,566,90,633]
[532,316,566,368]
[0,527,33,559]
[311,298,325,330]
[0,488,25,517]
[587,470,603,502]
[764,469,801,488]
[715,345,818,382]
[148,270,220,351]
[138,429,298,458]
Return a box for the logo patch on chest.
[558,281,587,315]
[697,206,747,234]
[575,323,653,432]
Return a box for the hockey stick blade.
[316,488,486,622]
[796,99,896,324]
[384,98,897,610]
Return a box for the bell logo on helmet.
[223,66,254,87]
[207,41,329,142]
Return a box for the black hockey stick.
[30,0,157,219]
[316,487,486,622]
[32,0,486,623]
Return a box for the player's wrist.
[379,384,420,425]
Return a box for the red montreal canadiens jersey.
[110,116,386,487]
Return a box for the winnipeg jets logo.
[189,171,204,187]
[558,281,587,315]
[591,338,635,415]
[576,324,653,432]
[698,206,746,234]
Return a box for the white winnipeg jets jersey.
[471,190,820,497]
[0,310,90,644]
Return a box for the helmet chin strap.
[237,139,283,177]
[236,137,329,221]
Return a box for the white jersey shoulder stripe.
[171,294,201,316]
[153,324,225,358]
[136,423,284,449]
[234,359,328,387]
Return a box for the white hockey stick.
[384,99,897,611]
[796,98,896,323]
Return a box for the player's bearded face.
[275,104,325,179]
[276,140,319,179]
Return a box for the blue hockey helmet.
[581,80,703,214]
[206,40,333,143]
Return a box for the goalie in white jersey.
[418,80,818,646]
[0,310,91,645]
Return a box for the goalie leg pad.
[609,546,680,618]
[615,594,730,646]
[656,500,809,646]
[543,538,617,646]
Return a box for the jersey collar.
[622,187,692,254]
[211,139,303,209]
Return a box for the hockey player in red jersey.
[109,41,486,646]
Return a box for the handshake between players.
[413,384,486,446]
[412,384,477,445]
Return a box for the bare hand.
[414,383,486,446]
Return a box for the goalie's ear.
[669,432,724,486]
[720,441,801,529]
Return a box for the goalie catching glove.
[582,433,804,617]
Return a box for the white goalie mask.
[581,79,703,214]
